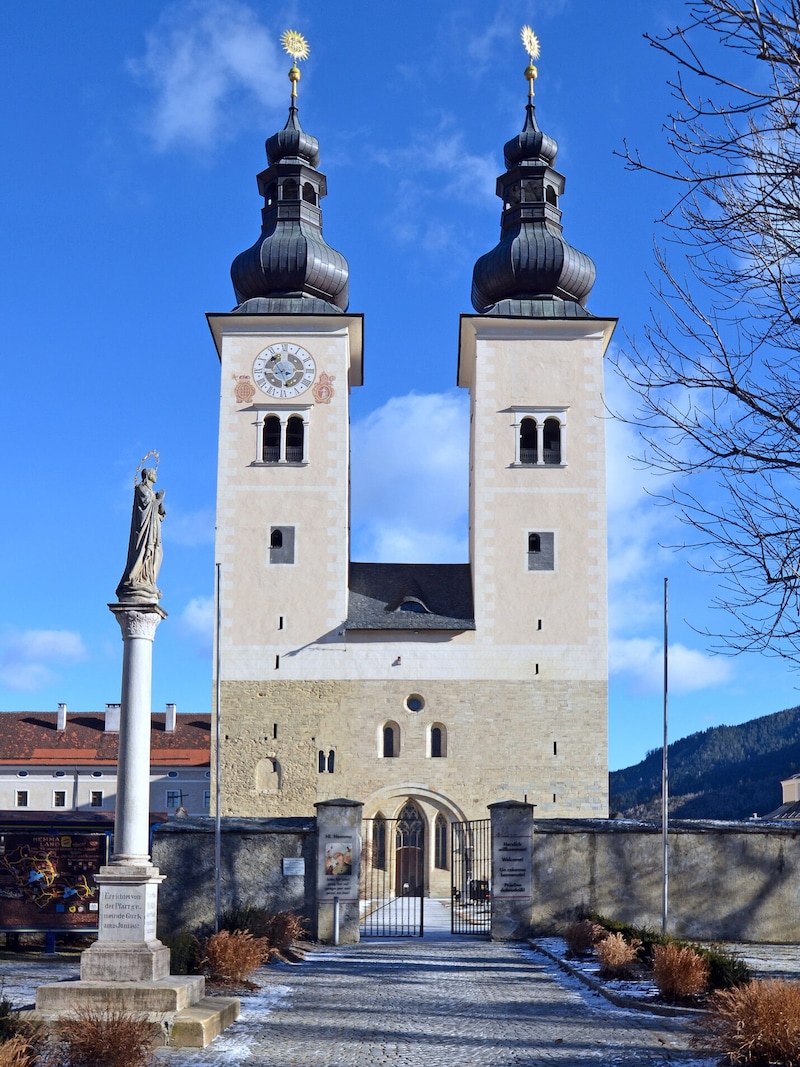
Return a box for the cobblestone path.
[153,938,700,1066]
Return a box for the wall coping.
[154,816,316,835]
[533,818,800,836]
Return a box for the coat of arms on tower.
[233,375,256,404]
[312,372,335,404]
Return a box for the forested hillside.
[609,706,800,820]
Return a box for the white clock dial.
[253,343,316,398]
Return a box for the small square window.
[53,790,67,809]
[527,531,555,571]
[15,791,28,808]
[90,790,103,808]
[203,790,211,809]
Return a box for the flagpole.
[661,576,669,935]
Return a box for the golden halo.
[281,30,309,62]
[521,25,540,61]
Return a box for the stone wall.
[531,819,800,942]
[152,816,317,939]
[216,677,608,823]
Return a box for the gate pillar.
[488,800,535,940]
[315,798,363,944]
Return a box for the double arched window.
[518,417,562,465]
[259,411,309,464]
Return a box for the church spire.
[471,29,596,317]
[230,31,349,314]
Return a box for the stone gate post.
[489,800,535,940]
[315,798,363,944]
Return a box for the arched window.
[327,749,335,773]
[372,814,387,869]
[318,749,326,773]
[520,417,537,465]
[285,415,304,462]
[528,533,541,553]
[545,185,557,206]
[318,749,335,773]
[429,723,447,758]
[263,415,281,463]
[383,725,395,758]
[543,418,561,464]
[266,182,278,206]
[282,178,298,200]
[302,182,317,204]
[270,529,283,550]
[435,814,448,870]
[431,727,443,758]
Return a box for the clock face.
[253,343,316,398]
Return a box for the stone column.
[489,800,535,941]
[80,603,170,981]
[315,799,363,944]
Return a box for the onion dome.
[471,32,596,318]
[230,33,348,314]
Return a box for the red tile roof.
[0,713,210,767]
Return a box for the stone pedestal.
[315,798,363,944]
[80,864,170,981]
[489,800,535,941]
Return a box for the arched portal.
[394,800,424,896]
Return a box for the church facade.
[209,42,614,897]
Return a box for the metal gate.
[451,818,491,935]
[360,816,424,937]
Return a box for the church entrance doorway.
[360,811,424,937]
[394,801,424,896]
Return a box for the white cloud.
[179,596,214,655]
[166,507,215,547]
[130,0,285,152]
[350,392,469,563]
[610,637,733,695]
[371,128,497,257]
[0,630,88,691]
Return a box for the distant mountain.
[609,705,800,821]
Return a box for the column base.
[81,939,171,981]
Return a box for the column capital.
[108,603,168,642]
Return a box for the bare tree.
[615,0,800,659]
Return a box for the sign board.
[0,831,108,930]
[492,834,532,899]
[318,830,360,902]
[282,857,305,876]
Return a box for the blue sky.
[2,0,798,772]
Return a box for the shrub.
[564,920,596,956]
[653,943,709,1001]
[595,932,640,978]
[698,978,800,1065]
[259,911,307,956]
[50,1009,153,1067]
[201,929,267,984]
[161,930,198,975]
[218,907,306,961]
[698,946,752,990]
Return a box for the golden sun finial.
[521,26,540,99]
[281,30,309,99]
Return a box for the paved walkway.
[152,935,701,1066]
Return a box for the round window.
[405,694,425,713]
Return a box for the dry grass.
[564,920,596,957]
[595,932,640,978]
[0,1036,38,1067]
[201,929,268,983]
[49,1009,153,1067]
[697,978,800,1065]
[259,911,307,959]
[653,943,709,1001]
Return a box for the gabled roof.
[0,713,210,767]
[347,563,475,631]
